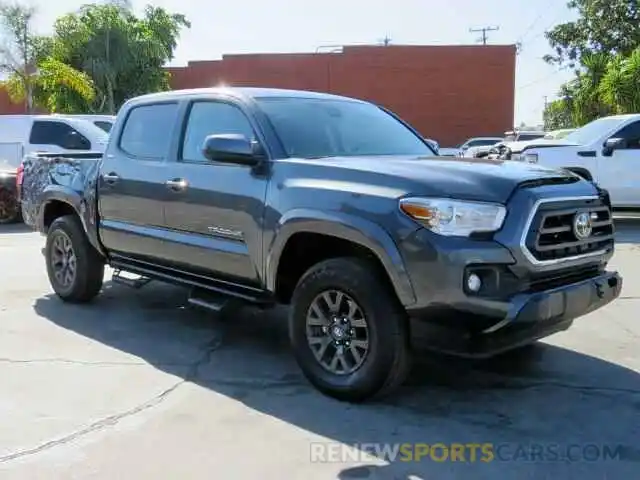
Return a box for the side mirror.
[202,134,261,166]
[602,137,626,156]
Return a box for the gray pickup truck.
[20,87,622,402]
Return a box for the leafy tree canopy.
[545,0,640,66]
[0,2,94,112]
[51,3,190,114]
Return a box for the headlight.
[399,197,507,237]
[523,153,538,163]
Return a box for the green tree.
[599,48,640,114]
[545,0,640,66]
[568,52,612,125]
[543,98,575,130]
[51,3,190,114]
[0,2,94,112]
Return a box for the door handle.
[165,178,188,192]
[102,172,119,184]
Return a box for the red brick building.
[166,45,516,147]
[0,44,516,147]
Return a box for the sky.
[26,0,577,127]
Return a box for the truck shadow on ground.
[0,222,31,234]
[33,282,640,479]
[613,218,640,243]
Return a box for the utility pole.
[379,35,392,46]
[469,26,499,45]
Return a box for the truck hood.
[291,155,582,204]
[508,138,579,153]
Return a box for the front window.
[255,97,434,158]
[564,117,627,145]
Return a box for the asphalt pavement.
[0,221,639,479]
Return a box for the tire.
[289,257,411,402]
[45,215,105,303]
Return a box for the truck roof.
[127,87,368,105]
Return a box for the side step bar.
[112,269,152,289]
[187,288,240,314]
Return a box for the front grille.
[525,198,614,262]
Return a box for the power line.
[517,0,556,46]
[517,65,570,90]
[469,26,499,45]
[517,3,572,55]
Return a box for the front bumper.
[410,270,622,358]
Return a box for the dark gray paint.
[20,87,622,357]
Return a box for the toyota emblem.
[573,212,593,239]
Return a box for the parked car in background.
[21,87,622,402]
[457,136,503,157]
[499,114,640,208]
[544,128,576,140]
[54,114,116,133]
[464,130,548,158]
[0,115,109,172]
[0,160,19,223]
[503,129,546,142]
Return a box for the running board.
[188,288,234,313]
[111,269,152,289]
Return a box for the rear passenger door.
[162,99,269,286]
[97,101,179,261]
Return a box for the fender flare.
[38,186,105,256]
[266,209,417,306]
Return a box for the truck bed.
[20,152,103,229]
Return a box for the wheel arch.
[266,209,416,307]
[39,186,105,256]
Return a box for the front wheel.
[289,257,411,402]
[45,215,105,303]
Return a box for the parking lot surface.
[1,221,639,479]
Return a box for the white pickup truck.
[504,114,640,209]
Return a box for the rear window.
[94,121,113,133]
[119,103,178,159]
[29,120,91,149]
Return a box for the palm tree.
[570,52,612,126]
[600,48,640,114]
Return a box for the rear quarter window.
[119,103,179,159]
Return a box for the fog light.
[467,273,482,292]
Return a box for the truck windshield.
[563,117,627,145]
[255,97,434,158]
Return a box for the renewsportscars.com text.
[310,442,627,463]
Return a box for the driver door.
[598,120,640,208]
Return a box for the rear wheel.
[289,257,411,402]
[45,215,105,303]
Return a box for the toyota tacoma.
[20,87,622,402]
